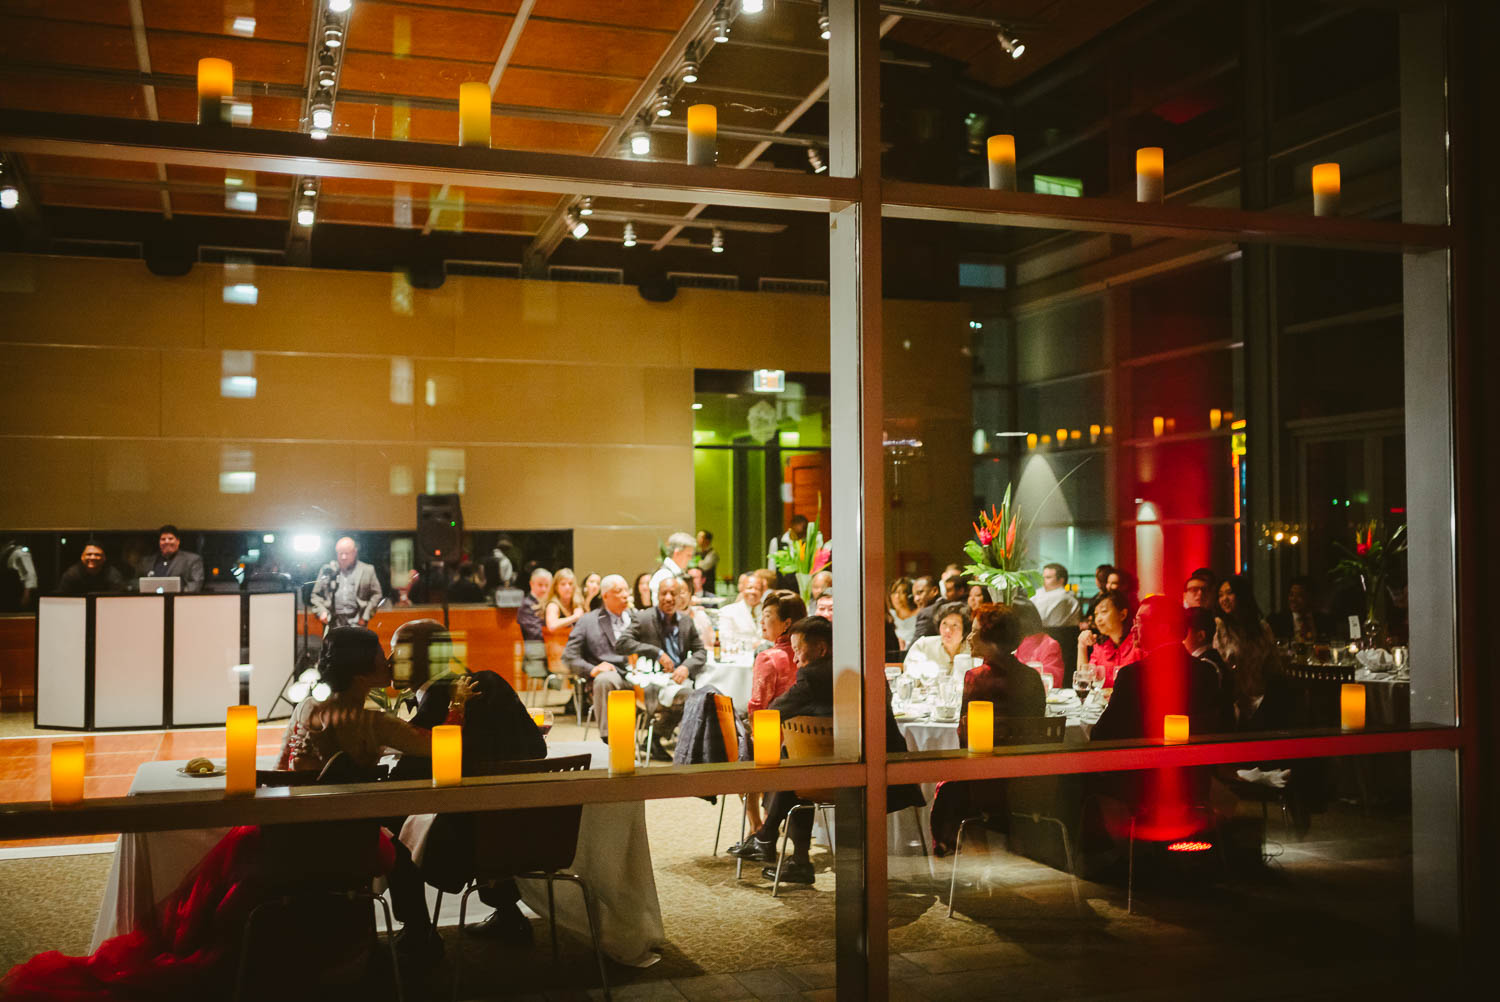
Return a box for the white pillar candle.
[986,134,1016,191]
[1136,147,1164,203]
[1312,162,1340,217]
[686,104,717,167]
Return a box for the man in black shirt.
[136,524,204,592]
[56,542,127,596]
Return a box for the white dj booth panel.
[170,595,243,726]
[35,597,87,729]
[248,592,296,714]
[93,596,166,728]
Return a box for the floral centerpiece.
[1331,520,1406,646]
[768,513,830,605]
[962,484,1040,603]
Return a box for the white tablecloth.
[694,657,755,713]
[400,742,663,967]
[91,745,665,968]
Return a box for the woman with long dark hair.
[1215,574,1283,726]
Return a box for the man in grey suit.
[136,524,205,593]
[617,578,706,760]
[311,536,384,630]
[568,575,633,738]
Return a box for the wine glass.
[1073,665,1094,704]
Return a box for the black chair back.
[1045,626,1081,686]
[470,754,594,879]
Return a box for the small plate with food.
[177,757,227,778]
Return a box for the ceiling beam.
[125,0,171,219]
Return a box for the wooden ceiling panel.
[331,100,607,154]
[35,180,164,212]
[151,87,306,130]
[0,18,140,71]
[0,71,148,117]
[0,1,129,27]
[538,0,695,33]
[23,154,160,181]
[349,2,509,65]
[340,52,637,112]
[146,31,307,84]
[316,175,441,200]
[510,21,675,79]
[168,188,290,218]
[140,0,315,44]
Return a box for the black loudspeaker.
[416,493,463,564]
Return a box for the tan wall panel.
[572,527,686,582]
[201,265,458,357]
[453,278,686,363]
[0,439,96,528]
[459,444,693,530]
[674,289,832,371]
[162,351,418,442]
[0,345,162,437]
[352,444,427,529]
[0,255,202,349]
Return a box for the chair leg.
[546,871,559,963]
[1051,816,1083,911]
[772,803,803,898]
[555,873,611,1002]
[820,805,835,854]
[452,884,477,1002]
[947,819,970,918]
[736,795,747,881]
[432,888,443,926]
[714,793,727,856]
[371,892,405,1002]
[1127,817,1137,915]
[911,806,934,879]
[233,898,274,1002]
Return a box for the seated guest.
[1077,589,1137,687]
[1082,563,1115,624]
[930,603,1047,854]
[571,575,634,735]
[673,577,715,649]
[808,570,833,601]
[696,529,720,591]
[1268,575,1339,643]
[1105,567,1139,607]
[739,590,806,833]
[580,572,603,612]
[1011,599,1065,690]
[814,590,834,620]
[650,532,696,604]
[616,577,707,760]
[1184,606,1229,686]
[55,542,127,595]
[1091,597,1226,743]
[446,562,487,603]
[1215,575,1285,728]
[631,571,654,611]
[543,567,586,632]
[518,567,551,642]
[903,602,971,676]
[908,575,943,641]
[966,583,987,616]
[310,536,383,630]
[384,620,545,945]
[686,565,718,608]
[1032,562,1082,627]
[136,523,204,593]
[717,572,767,651]
[1183,569,1217,613]
[941,572,967,605]
[888,577,919,650]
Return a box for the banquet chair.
[634,683,655,767]
[519,639,561,706]
[234,752,402,1002]
[709,693,749,877]
[947,716,1077,918]
[771,716,839,897]
[449,754,609,1002]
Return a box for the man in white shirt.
[1030,562,1081,628]
[649,532,696,604]
[716,572,766,651]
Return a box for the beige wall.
[0,253,969,574]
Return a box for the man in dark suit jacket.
[908,575,941,641]
[135,524,204,592]
[616,581,706,760]
[1093,597,1227,743]
[565,575,633,733]
[1267,576,1342,643]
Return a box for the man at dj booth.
[135,524,205,593]
[311,535,384,630]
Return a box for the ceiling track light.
[0,186,18,210]
[323,24,344,48]
[997,29,1025,59]
[652,83,673,118]
[578,196,594,216]
[328,0,353,13]
[316,58,338,88]
[565,208,589,240]
[710,227,724,253]
[741,0,764,14]
[629,119,651,156]
[711,6,732,43]
[807,147,827,173]
[297,206,316,227]
[311,103,333,130]
[818,1,831,40]
[623,221,637,248]
[680,45,700,85]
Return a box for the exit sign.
[753,369,786,393]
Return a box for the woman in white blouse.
[902,602,972,676]
[889,577,920,650]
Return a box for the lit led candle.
[1163,714,1189,745]
[431,724,463,786]
[967,701,993,754]
[225,704,257,795]
[1152,415,1165,437]
[1209,408,1222,430]
[753,710,781,767]
[986,134,1016,191]
[1136,146,1164,203]
[1089,423,1101,443]
[458,81,491,147]
[1341,683,1366,731]
[686,104,717,166]
[197,58,234,126]
[50,740,85,807]
[608,689,636,775]
[1026,433,1038,450]
[1312,162,1340,217]
[1056,428,1068,443]
[529,708,545,728]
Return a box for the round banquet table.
[694,656,755,713]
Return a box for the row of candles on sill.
[1018,410,1235,451]
[45,685,1373,805]
[197,58,1345,214]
